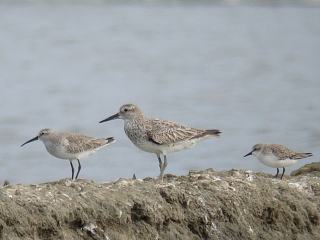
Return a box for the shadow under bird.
[99,104,221,181]
[244,143,312,179]
[21,128,115,180]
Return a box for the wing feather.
[270,144,312,160]
[64,134,108,154]
[146,119,205,145]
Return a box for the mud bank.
[0,163,319,240]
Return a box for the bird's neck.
[124,115,147,129]
[126,114,145,123]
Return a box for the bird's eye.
[124,108,128,112]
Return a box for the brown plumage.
[146,119,221,145]
[64,134,114,154]
[266,144,312,160]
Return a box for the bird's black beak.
[99,113,120,123]
[244,151,253,157]
[21,136,39,147]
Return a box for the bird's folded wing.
[64,134,106,153]
[147,119,203,145]
[270,144,294,160]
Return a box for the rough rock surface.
[0,163,320,240]
[291,162,320,177]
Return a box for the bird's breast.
[42,140,76,160]
[124,122,147,143]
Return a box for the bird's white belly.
[135,139,199,155]
[256,154,297,168]
[44,143,75,160]
[43,142,96,160]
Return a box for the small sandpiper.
[99,104,221,181]
[244,144,312,179]
[21,128,115,180]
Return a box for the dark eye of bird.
[124,108,128,112]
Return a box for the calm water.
[0,3,319,183]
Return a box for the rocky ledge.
[0,163,320,240]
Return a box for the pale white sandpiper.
[99,104,221,181]
[244,143,312,179]
[21,128,115,180]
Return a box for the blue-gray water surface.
[0,3,319,183]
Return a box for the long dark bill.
[21,136,39,147]
[243,151,253,157]
[99,113,120,123]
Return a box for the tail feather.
[292,152,312,159]
[191,129,221,139]
[205,129,221,137]
[105,137,116,144]
[190,129,221,140]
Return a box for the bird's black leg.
[157,154,163,172]
[75,159,81,180]
[69,160,74,180]
[280,167,285,180]
[158,154,167,181]
[159,155,168,181]
[163,155,168,174]
[274,168,279,178]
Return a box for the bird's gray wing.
[64,134,107,154]
[146,119,204,145]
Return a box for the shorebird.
[99,104,221,181]
[21,128,115,180]
[244,144,312,179]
